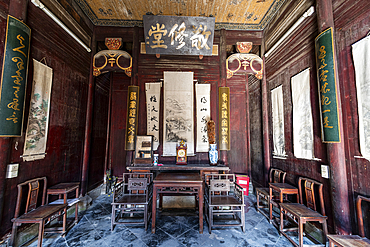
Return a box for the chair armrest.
[233,183,245,204]
[112,181,124,202]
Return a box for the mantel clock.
[176,140,187,165]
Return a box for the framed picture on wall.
[134,135,153,166]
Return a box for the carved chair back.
[298,177,325,216]
[269,168,287,183]
[205,174,236,196]
[357,195,370,237]
[14,177,47,219]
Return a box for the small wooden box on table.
[46,182,80,231]
[151,172,204,234]
[269,182,299,225]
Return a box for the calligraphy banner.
[315,27,340,143]
[163,72,194,156]
[143,15,215,56]
[125,86,139,150]
[0,15,31,136]
[219,87,230,150]
[352,35,370,158]
[23,59,53,161]
[145,82,161,150]
[196,84,211,152]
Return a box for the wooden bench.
[10,177,68,247]
[255,168,286,219]
[327,195,370,246]
[279,177,328,247]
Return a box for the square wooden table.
[152,172,203,234]
[47,182,80,231]
[269,182,299,224]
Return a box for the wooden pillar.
[219,29,228,166]
[0,0,28,228]
[126,26,140,167]
[81,27,96,196]
[316,0,351,234]
[104,72,113,175]
[261,43,271,187]
[245,75,251,177]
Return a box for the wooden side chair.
[111,172,153,231]
[279,177,328,247]
[204,174,245,233]
[256,168,286,219]
[10,177,68,247]
[327,195,370,246]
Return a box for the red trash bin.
[236,175,249,196]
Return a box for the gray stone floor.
[10,184,319,247]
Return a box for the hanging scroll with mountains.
[143,15,215,56]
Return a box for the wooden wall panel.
[334,0,370,235]
[0,3,92,236]
[89,73,110,190]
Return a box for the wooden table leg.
[269,187,273,223]
[198,185,203,234]
[151,186,157,233]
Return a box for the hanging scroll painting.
[271,85,286,156]
[23,59,53,161]
[196,84,211,152]
[352,35,370,159]
[291,68,314,159]
[145,82,161,150]
[163,72,194,156]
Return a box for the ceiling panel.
[74,0,286,30]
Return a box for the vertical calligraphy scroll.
[145,82,161,150]
[0,15,31,136]
[125,86,139,150]
[315,27,340,143]
[219,87,230,150]
[271,85,286,156]
[196,84,211,152]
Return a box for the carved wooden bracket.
[226,42,263,80]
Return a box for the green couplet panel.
[0,15,31,136]
[315,27,341,143]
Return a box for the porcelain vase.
[209,144,218,165]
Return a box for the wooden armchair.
[279,177,328,247]
[10,177,68,247]
[204,174,245,233]
[111,173,153,231]
[256,168,286,219]
[327,195,370,246]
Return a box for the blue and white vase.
[209,144,218,165]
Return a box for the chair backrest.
[269,168,286,183]
[123,173,153,194]
[298,177,325,216]
[205,174,235,195]
[356,195,370,237]
[14,177,47,218]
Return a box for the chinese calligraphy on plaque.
[196,84,211,152]
[125,86,139,150]
[143,15,215,56]
[0,15,31,136]
[315,27,340,143]
[145,83,161,150]
[219,87,230,150]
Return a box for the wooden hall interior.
[0,0,369,245]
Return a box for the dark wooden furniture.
[204,174,245,233]
[46,182,80,231]
[152,172,203,234]
[256,168,286,219]
[111,173,153,231]
[327,195,370,246]
[10,177,68,247]
[269,182,299,225]
[279,177,328,247]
